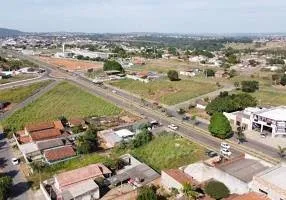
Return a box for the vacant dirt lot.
[39,57,103,72]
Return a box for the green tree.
[277,145,286,159]
[182,182,199,199]
[132,129,152,148]
[208,113,232,139]
[229,69,237,78]
[137,186,157,200]
[234,81,240,89]
[76,136,91,154]
[280,74,286,86]
[205,181,230,200]
[167,70,179,81]
[103,60,124,72]
[0,175,13,200]
[205,69,215,77]
[241,80,259,93]
[272,74,281,85]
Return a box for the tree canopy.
[205,181,230,200]
[103,60,124,72]
[167,70,179,81]
[0,175,13,200]
[205,69,215,77]
[206,92,257,115]
[241,80,259,93]
[208,112,232,139]
[137,186,157,200]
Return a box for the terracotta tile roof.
[55,163,111,189]
[224,192,270,200]
[69,118,84,126]
[163,169,197,185]
[30,128,61,141]
[44,146,76,162]
[18,135,31,144]
[53,120,64,130]
[26,121,54,132]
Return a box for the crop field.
[110,78,218,105]
[39,57,103,72]
[112,134,206,171]
[2,81,122,130]
[0,80,51,103]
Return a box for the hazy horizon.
[1,0,286,34]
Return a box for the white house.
[179,70,196,77]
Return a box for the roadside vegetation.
[112,133,206,171]
[0,80,51,103]
[110,79,218,105]
[1,81,122,131]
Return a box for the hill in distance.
[0,27,23,37]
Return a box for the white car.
[220,142,230,150]
[168,124,178,130]
[220,149,232,157]
[112,90,117,93]
[11,158,19,165]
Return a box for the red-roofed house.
[44,146,76,164]
[16,120,65,144]
[161,169,198,192]
[41,164,111,200]
[225,192,270,200]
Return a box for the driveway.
[0,134,33,200]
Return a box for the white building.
[251,163,286,200]
[224,106,286,137]
[179,70,196,77]
[71,49,114,59]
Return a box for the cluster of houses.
[0,66,44,80]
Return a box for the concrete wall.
[161,171,183,192]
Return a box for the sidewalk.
[244,130,286,148]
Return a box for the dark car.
[205,150,218,158]
[182,116,190,121]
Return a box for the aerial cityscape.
[1,1,286,200]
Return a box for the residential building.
[251,163,286,200]
[225,192,269,200]
[99,129,135,148]
[43,146,77,164]
[183,154,269,194]
[41,163,112,200]
[215,70,229,78]
[179,70,196,77]
[15,121,64,144]
[161,169,197,192]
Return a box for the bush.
[0,175,13,200]
[205,181,230,199]
[103,60,124,72]
[205,69,215,77]
[132,129,152,148]
[280,74,286,86]
[137,186,157,200]
[208,112,232,139]
[241,80,259,93]
[167,70,179,81]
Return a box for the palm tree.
[182,182,199,200]
[277,145,286,159]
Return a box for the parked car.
[168,124,178,130]
[220,142,230,149]
[220,149,232,157]
[206,150,218,158]
[112,90,117,93]
[11,157,19,165]
[182,116,190,121]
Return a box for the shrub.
[205,181,230,199]
[167,70,179,81]
[208,113,232,139]
[241,80,259,93]
[103,60,124,72]
[137,186,157,200]
[205,69,215,77]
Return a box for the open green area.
[28,153,110,189]
[0,80,51,103]
[112,134,206,171]
[110,79,218,105]
[2,81,122,130]
[250,88,286,106]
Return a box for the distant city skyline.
[1,0,286,33]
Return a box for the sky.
[1,0,286,33]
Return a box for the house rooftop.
[37,138,65,151]
[254,163,286,192]
[225,192,270,200]
[163,169,197,185]
[217,158,269,183]
[61,179,99,200]
[44,146,76,163]
[55,163,111,189]
[115,129,134,138]
[26,121,54,132]
[30,128,62,141]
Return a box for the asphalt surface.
[0,134,32,200]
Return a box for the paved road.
[0,134,32,200]
[0,79,60,121]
